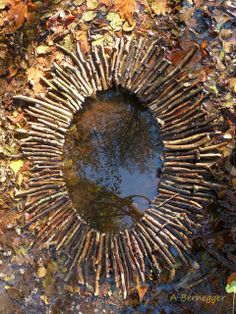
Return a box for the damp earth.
[63,89,163,233]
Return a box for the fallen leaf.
[63,15,76,28]
[9,160,24,175]
[123,20,136,32]
[106,12,123,31]
[61,34,74,51]
[226,273,236,294]
[82,10,97,22]
[26,67,44,93]
[36,45,50,55]
[114,0,136,24]
[6,0,37,29]
[223,124,235,139]
[92,35,105,46]
[37,266,47,278]
[220,29,233,40]
[229,78,236,93]
[137,280,148,301]
[74,0,85,4]
[151,0,168,16]
[87,0,99,10]
[8,0,27,29]
[0,0,8,10]
[40,295,49,304]
[47,261,58,273]
[167,49,187,66]
[223,40,236,53]
[7,65,18,78]
[11,112,24,124]
[200,40,208,58]
[76,31,90,53]
[5,286,21,300]
[17,173,24,186]
[98,0,112,6]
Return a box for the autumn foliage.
[7,0,37,29]
[114,0,136,24]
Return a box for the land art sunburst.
[14,33,228,298]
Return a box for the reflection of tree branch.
[95,197,143,220]
[125,194,153,205]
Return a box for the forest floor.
[0,0,236,313]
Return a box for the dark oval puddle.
[63,88,163,233]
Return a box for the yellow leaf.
[87,0,99,10]
[47,261,58,273]
[123,20,136,32]
[82,10,97,22]
[40,295,49,304]
[151,0,168,16]
[229,77,236,93]
[74,0,85,4]
[9,160,24,175]
[0,0,8,10]
[36,45,50,55]
[137,283,147,301]
[37,266,47,278]
[17,173,24,186]
[106,12,123,31]
[92,36,105,46]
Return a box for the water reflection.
[63,89,163,233]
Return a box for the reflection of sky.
[66,89,163,230]
[78,134,162,212]
[118,166,158,210]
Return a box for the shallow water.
[63,89,163,233]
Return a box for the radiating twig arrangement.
[13,34,228,298]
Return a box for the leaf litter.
[0,0,235,313]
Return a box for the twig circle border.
[14,34,228,298]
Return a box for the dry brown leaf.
[27,67,42,84]
[114,0,136,24]
[179,7,195,22]
[223,124,235,140]
[7,64,18,78]
[26,67,44,93]
[7,0,37,29]
[8,0,27,29]
[167,49,187,66]
[200,39,208,58]
[11,112,24,124]
[137,282,148,301]
[76,31,90,54]
[138,0,150,9]
[26,11,35,24]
